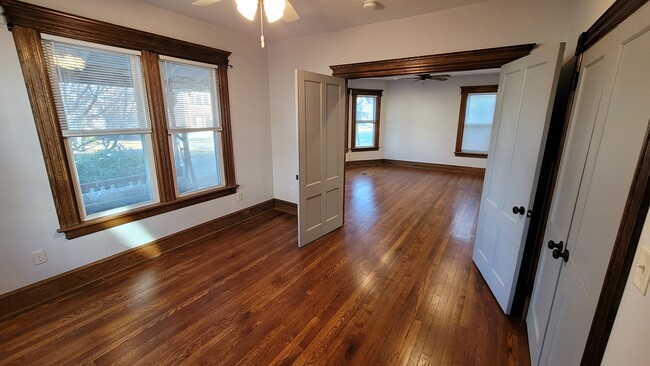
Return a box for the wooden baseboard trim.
[273,198,297,215]
[0,199,276,320]
[346,159,485,176]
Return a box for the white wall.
[383,73,499,168]
[0,0,274,294]
[268,0,590,204]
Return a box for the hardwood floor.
[0,165,530,365]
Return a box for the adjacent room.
[1,0,649,365]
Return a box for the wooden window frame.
[454,85,498,159]
[350,88,383,152]
[1,0,237,239]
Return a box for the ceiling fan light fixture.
[236,0,258,21]
[264,0,286,23]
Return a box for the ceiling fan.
[412,74,451,82]
[191,0,300,48]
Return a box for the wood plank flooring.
[0,165,530,365]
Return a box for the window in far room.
[455,85,498,158]
[351,89,383,151]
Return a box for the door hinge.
[295,175,299,180]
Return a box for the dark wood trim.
[577,0,648,53]
[345,159,385,168]
[0,199,275,321]
[142,51,175,202]
[344,159,485,176]
[454,152,488,159]
[581,119,650,365]
[273,198,297,215]
[0,0,231,66]
[384,159,485,176]
[351,147,380,152]
[218,66,237,186]
[350,88,382,150]
[455,85,498,158]
[5,3,238,239]
[10,25,81,228]
[59,186,238,239]
[330,44,535,79]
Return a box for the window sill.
[58,185,238,239]
[454,151,488,159]
[351,147,380,152]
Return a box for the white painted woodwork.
[537,5,650,365]
[526,41,610,365]
[297,70,345,247]
[473,43,565,314]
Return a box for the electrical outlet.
[236,191,242,201]
[32,249,48,265]
[632,246,650,296]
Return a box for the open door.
[472,43,565,314]
[296,70,345,247]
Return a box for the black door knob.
[512,206,526,215]
[552,248,570,262]
[547,240,564,251]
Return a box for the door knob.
[552,248,570,262]
[512,206,526,215]
[547,240,564,251]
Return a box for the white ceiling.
[136,0,490,41]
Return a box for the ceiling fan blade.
[282,0,300,22]
[191,0,223,7]
[430,77,448,81]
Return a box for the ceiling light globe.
[236,0,258,20]
[264,0,286,23]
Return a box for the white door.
[296,70,346,247]
[537,5,650,365]
[473,43,564,314]
[526,44,610,364]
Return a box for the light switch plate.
[632,246,650,296]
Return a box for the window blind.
[160,59,221,131]
[42,39,151,136]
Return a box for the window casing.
[455,85,498,158]
[3,1,236,239]
[350,89,382,151]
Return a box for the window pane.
[356,96,376,121]
[160,60,221,130]
[70,134,155,216]
[462,93,497,153]
[172,131,223,194]
[42,39,150,134]
[355,122,375,148]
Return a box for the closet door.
[531,3,650,365]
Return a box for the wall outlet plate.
[32,249,48,265]
[632,246,650,296]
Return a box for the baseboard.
[0,199,276,321]
[274,198,297,215]
[346,159,485,176]
[345,159,385,167]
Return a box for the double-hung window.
[350,89,382,151]
[455,85,498,158]
[160,58,225,195]
[4,0,236,239]
[43,37,159,219]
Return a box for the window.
[455,85,498,158]
[5,1,236,238]
[350,89,382,151]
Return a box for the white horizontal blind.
[462,93,497,153]
[160,59,221,131]
[42,39,151,136]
